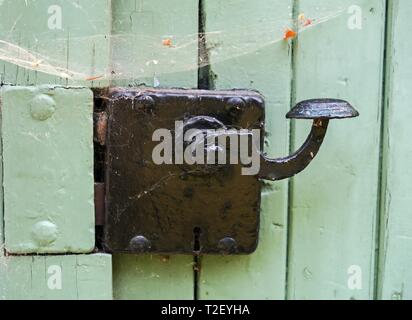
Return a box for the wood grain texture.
[287,0,386,299]
[110,0,198,87]
[0,253,112,300]
[378,0,412,300]
[0,104,2,257]
[113,254,194,300]
[198,0,293,299]
[2,0,411,301]
[110,0,198,300]
[0,0,111,87]
[1,85,95,254]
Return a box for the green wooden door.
[0,0,411,300]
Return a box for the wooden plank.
[0,0,111,87]
[110,0,198,300]
[1,85,95,254]
[0,254,112,300]
[0,104,2,257]
[378,0,412,300]
[198,0,293,299]
[113,254,194,300]
[287,0,386,299]
[110,0,198,87]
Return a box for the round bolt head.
[226,97,246,118]
[129,235,151,252]
[227,97,246,110]
[30,94,56,121]
[218,237,238,254]
[31,220,58,246]
[136,95,155,113]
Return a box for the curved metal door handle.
[258,99,359,181]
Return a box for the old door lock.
[94,88,358,255]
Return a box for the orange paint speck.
[283,28,297,40]
[162,38,173,47]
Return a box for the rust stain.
[283,28,297,41]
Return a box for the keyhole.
[192,226,202,300]
[193,227,202,253]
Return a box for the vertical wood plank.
[199,0,293,299]
[111,0,198,300]
[1,85,95,254]
[378,0,412,300]
[287,0,386,299]
[0,103,3,257]
[110,0,198,87]
[0,0,111,87]
[0,1,114,299]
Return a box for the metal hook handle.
[258,99,359,181]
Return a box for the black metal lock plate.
[103,88,265,254]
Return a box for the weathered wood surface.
[2,85,95,254]
[0,254,112,300]
[0,0,412,300]
[378,0,412,300]
[0,0,111,87]
[110,0,198,88]
[287,0,386,299]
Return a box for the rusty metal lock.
[95,88,358,255]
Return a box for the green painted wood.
[198,0,293,299]
[110,0,198,87]
[378,0,412,300]
[1,85,95,254]
[113,254,194,300]
[0,253,112,300]
[0,0,111,87]
[1,0,408,302]
[111,0,198,300]
[287,0,386,299]
[0,102,3,257]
